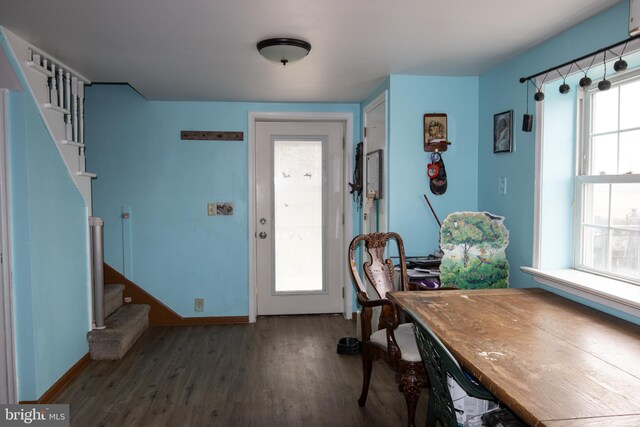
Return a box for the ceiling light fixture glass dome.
[257,38,311,66]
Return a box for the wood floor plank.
[54,315,428,426]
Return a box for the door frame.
[362,91,388,233]
[0,89,17,403]
[248,112,354,322]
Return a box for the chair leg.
[425,391,437,427]
[400,365,424,427]
[358,357,373,407]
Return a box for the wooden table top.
[388,288,640,427]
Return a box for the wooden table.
[388,288,640,427]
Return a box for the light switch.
[207,203,216,216]
[498,177,507,195]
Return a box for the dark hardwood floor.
[54,315,428,426]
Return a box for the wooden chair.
[408,309,495,427]
[348,232,425,427]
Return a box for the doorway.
[362,92,388,234]
[248,113,354,320]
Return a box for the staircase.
[87,284,150,360]
[2,28,95,210]
[3,29,150,360]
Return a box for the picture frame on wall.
[424,113,447,145]
[493,110,513,153]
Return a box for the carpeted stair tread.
[87,303,150,360]
[104,283,125,318]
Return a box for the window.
[526,55,640,317]
[577,73,640,284]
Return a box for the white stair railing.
[2,28,96,212]
[89,217,106,330]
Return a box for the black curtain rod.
[519,34,640,83]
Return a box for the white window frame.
[524,62,640,319]
[574,69,640,285]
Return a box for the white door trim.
[362,91,388,233]
[0,89,17,403]
[248,112,354,322]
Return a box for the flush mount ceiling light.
[257,38,311,66]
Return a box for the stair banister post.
[71,76,78,143]
[42,58,50,103]
[50,63,59,107]
[64,71,71,111]
[89,217,106,330]
[57,67,64,108]
[78,81,85,146]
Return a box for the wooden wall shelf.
[424,140,451,152]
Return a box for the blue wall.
[85,84,359,317]
[478,1,638,323]
[388,75,479,257]
[2,31,90,401]
[538,73,581,269]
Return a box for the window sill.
[520,267,640,319]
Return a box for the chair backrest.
[348,232,408,300]
[408,309,494,427]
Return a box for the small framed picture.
[493,110,513,153]
[424,113,448,144]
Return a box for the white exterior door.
[255,121,344,315]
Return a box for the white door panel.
[256,121,344,315]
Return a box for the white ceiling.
[0,0,623,102]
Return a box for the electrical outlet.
[207,203,216,216]
[194,298,204,312]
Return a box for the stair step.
[60,139,84,147]
[43,103,69,115]
[87,304,150,360]
[104,284,125,318]
[76,171,97,178]
[27,60,54,77]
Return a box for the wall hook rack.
[424,140,452,153]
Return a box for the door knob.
[259,231,267,239]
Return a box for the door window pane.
[273,140,323,292]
